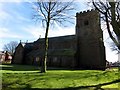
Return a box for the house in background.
[0,51,12,63]
[0,51,5,63]
[13,10,106,70]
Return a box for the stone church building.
[13,10,106,70]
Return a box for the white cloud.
[0,6,7,19]
[11,11,31,23]
[106,46,118,63]
[0,0,115,3]
[0,27,25,50]
[23,25,45,39]
[0,3,12,21]
[0,0,90,2]
[0,27,25,39]
[17,15,31,22]
[49,27,75,37]
[23,23,75,40]
[0,0,24,3]
[0,2,31,23]
[49,21,75,37]
[0,11,12,20]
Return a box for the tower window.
[84,20,89,26]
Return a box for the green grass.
[1,64,120,90]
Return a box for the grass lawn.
[1,64,120,90]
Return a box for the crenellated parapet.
[76,9,100,30]
[76,9,97,16]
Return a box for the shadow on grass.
[1,64,39,71]
[61,79,120,90]
[1,64,75,71]
[2,63,117,71]
[2,79,120,90]
[47,67,107,71]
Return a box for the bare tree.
[3,41,18,55]
[91,0,120,51]
[33,0,75,73]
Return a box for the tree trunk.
[41,21,50,73]
[41,2,51,73]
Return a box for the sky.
[0,0,118,63]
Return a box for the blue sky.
[0,0,118,62]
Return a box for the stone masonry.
[13,10,106,70]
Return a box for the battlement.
[76,9,97,16]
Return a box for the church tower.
[76,10,106,70]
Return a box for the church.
[13,9,106,70]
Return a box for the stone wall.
[76,10,106,70]
[34,35,76,50]
[13,43,24,64]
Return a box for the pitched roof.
[34,35,76,43]
[24,43,34,49]
[16,42,34,50]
